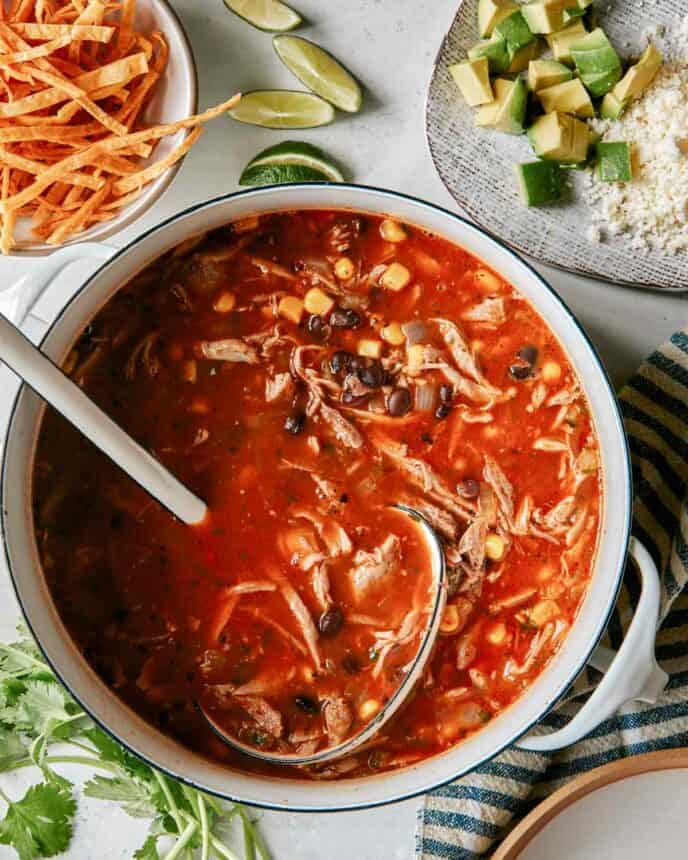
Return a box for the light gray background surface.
[0,0,686,856]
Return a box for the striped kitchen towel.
[417,330,688,859]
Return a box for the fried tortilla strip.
[47,177,112,244]
[0,33,72,63]
[12,22,114,41]
[0,167,15,254]
[113,126,201,194]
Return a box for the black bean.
[342,654,360,675]
[307,314,328,340]
[342,390,367,406]
[347,355,366,373]
[294,695,319,715]
[517,344,538,365]
[509,363,533,380]
[439,384,454,403]
[435,403,451,420]
[319,607,344,638]
[388,387,412,416]
[284,412,305,434]
[358,361,384,388]
[381,370,394,386]
[330,350,352,375]
[330,307,361,329]
[457,478,480,499]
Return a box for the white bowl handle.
[0,242,117,328]
[518,536,668,752]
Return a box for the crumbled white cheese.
[585,17,688,254]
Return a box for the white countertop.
[0,0,686,857]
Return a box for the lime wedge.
[228,91,335,128]
[273,35,363,113]
[239,163,333,186]
[222,0,301,32]
[243,141,345,182]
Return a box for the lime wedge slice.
[228,91,335,128]
[222,0,301,32]
[273,35,363,113]
[239,163,333,186]
[243,141,345,182]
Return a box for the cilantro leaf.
[0,783,75,860]
[15,681,71,736]
[133,835,160,859]
[0,729,28,772]
[83,776,156,818]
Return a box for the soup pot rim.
[0,183,633,812]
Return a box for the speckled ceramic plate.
[426,0,688,290]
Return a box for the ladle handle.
[0,313,207,526]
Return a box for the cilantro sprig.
[0,626,271,860]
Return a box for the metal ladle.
[0,312,207,525]
[197,504,447,767]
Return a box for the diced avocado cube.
[494,77,528,133]
[545,20,586,64]
[475,78,512,126]
[597,141,632,181]
[562,6,585,23]
[494,11,537,54]
[449,58,494,106]
[528,111,589,161]
[613,42,662,102]
[507,39,540,73]
[528,59,574,90]
[537,77,594,117]
[468,37,510,73]
[600,91,627,119]
[517,160,562,205]
[478,0,518,37]
[570,28,622,95]
[521,2,567,34]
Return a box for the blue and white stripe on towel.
[417,330,688,859]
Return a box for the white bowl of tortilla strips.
[0,0,237,254]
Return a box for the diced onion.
[414,383,437,412]
[402,320,427,344]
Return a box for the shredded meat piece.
[349,534,401,601]
[404,499,458,542]
[239,695,284,738]
[125,332,160,380]
[311,563,333,611]
[249,255,296,280]
[265,371,294,403]
[319,401,364,449]
[462,297,506,325]
[321,696,353,745]
[200,338,259,364]
[269,571,322,670]
[458,517,487,570]
[290,508,353,557]
[483,456,515,526]
[432,318,487,384]
[512,496,533,535]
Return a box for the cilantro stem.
[162,819,197,860]
[0,785,13,806]
[180,812,241,860]
[152,769,184,835]
[1,754,120,774]
[238,810,271,860]
[198,793,210,860]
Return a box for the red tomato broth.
[32,209,601,779]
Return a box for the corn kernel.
[407,343,425,371]
[485,533,506,562]
[358,699,381,721]
[181,359,197,383]
[358,338,383,358]
[537,566,555,582]
[301,665,314,684]
[381,322,406,346]
[529,599,560,628]
[542,361,562,383]
[440,604,460,635]
[304,287,335,316]
[485,622,507,646]
[334,257,355,280]
[380,262,411,291]
[213,291,236,313]
[278,295,305,325]
[189,397,209,415]
[475,268,501,292]
[380,219,407,243]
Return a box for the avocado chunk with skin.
[528,59,573,90]
[570,28,622,96]
[475,78,512,126]
[507,40,540,73]
[521,1,567,35]
[449,58,494,106]
[517,160,562,205]
[494,11,537,56]
[468,37,510,73]
[494,77,528,133]
[600,91,627,120]
[613,42,662,102]
[537,77,594,117]
[528,111,589,161]
[478,0,518,37]
[545,20,586,65]
[597,141,632,182]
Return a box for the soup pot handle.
[0,242,117,329]
[518,536,668,752]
